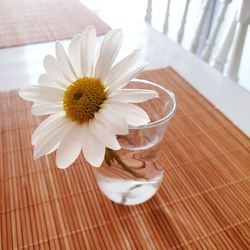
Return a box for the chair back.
[145,0,250,136]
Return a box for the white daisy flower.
[19,26,158,169]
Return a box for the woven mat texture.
[0,67,250,249]
[0,0,110,48]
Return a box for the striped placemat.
[0,0,110,48]
[0,67,250,249]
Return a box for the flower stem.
[105,148,145,179]
[121,184,142,204]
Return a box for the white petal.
[32,111,65,145]
[56,124,82,169]
[43,55,69,87]
[38,74,67,88]
[31,102,63,116]
[95,104,128,135]
[90,119,121,150]
[94,29,123,81]
[33,115,69,147]
[38,74,57,86]
[19,85,65,103]
[105,49,141,86]
[81,26,96,77]
[109,89,159,103]
[68,34,82,78]
[55,41,76,82]
[81,125,105,167]
[108,64,146,92]
[34,119,72,158]
[108,101,150,126]
[46,142,60,155]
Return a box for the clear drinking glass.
[94,79,177,205]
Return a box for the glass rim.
[128,78,177,130]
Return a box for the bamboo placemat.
[1,67,250,249]
[0,0,110,48]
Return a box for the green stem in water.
[105,148,145,179]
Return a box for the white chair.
[211,0,250,82]
[145,0,250,136]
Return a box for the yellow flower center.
[63,77,107,124]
